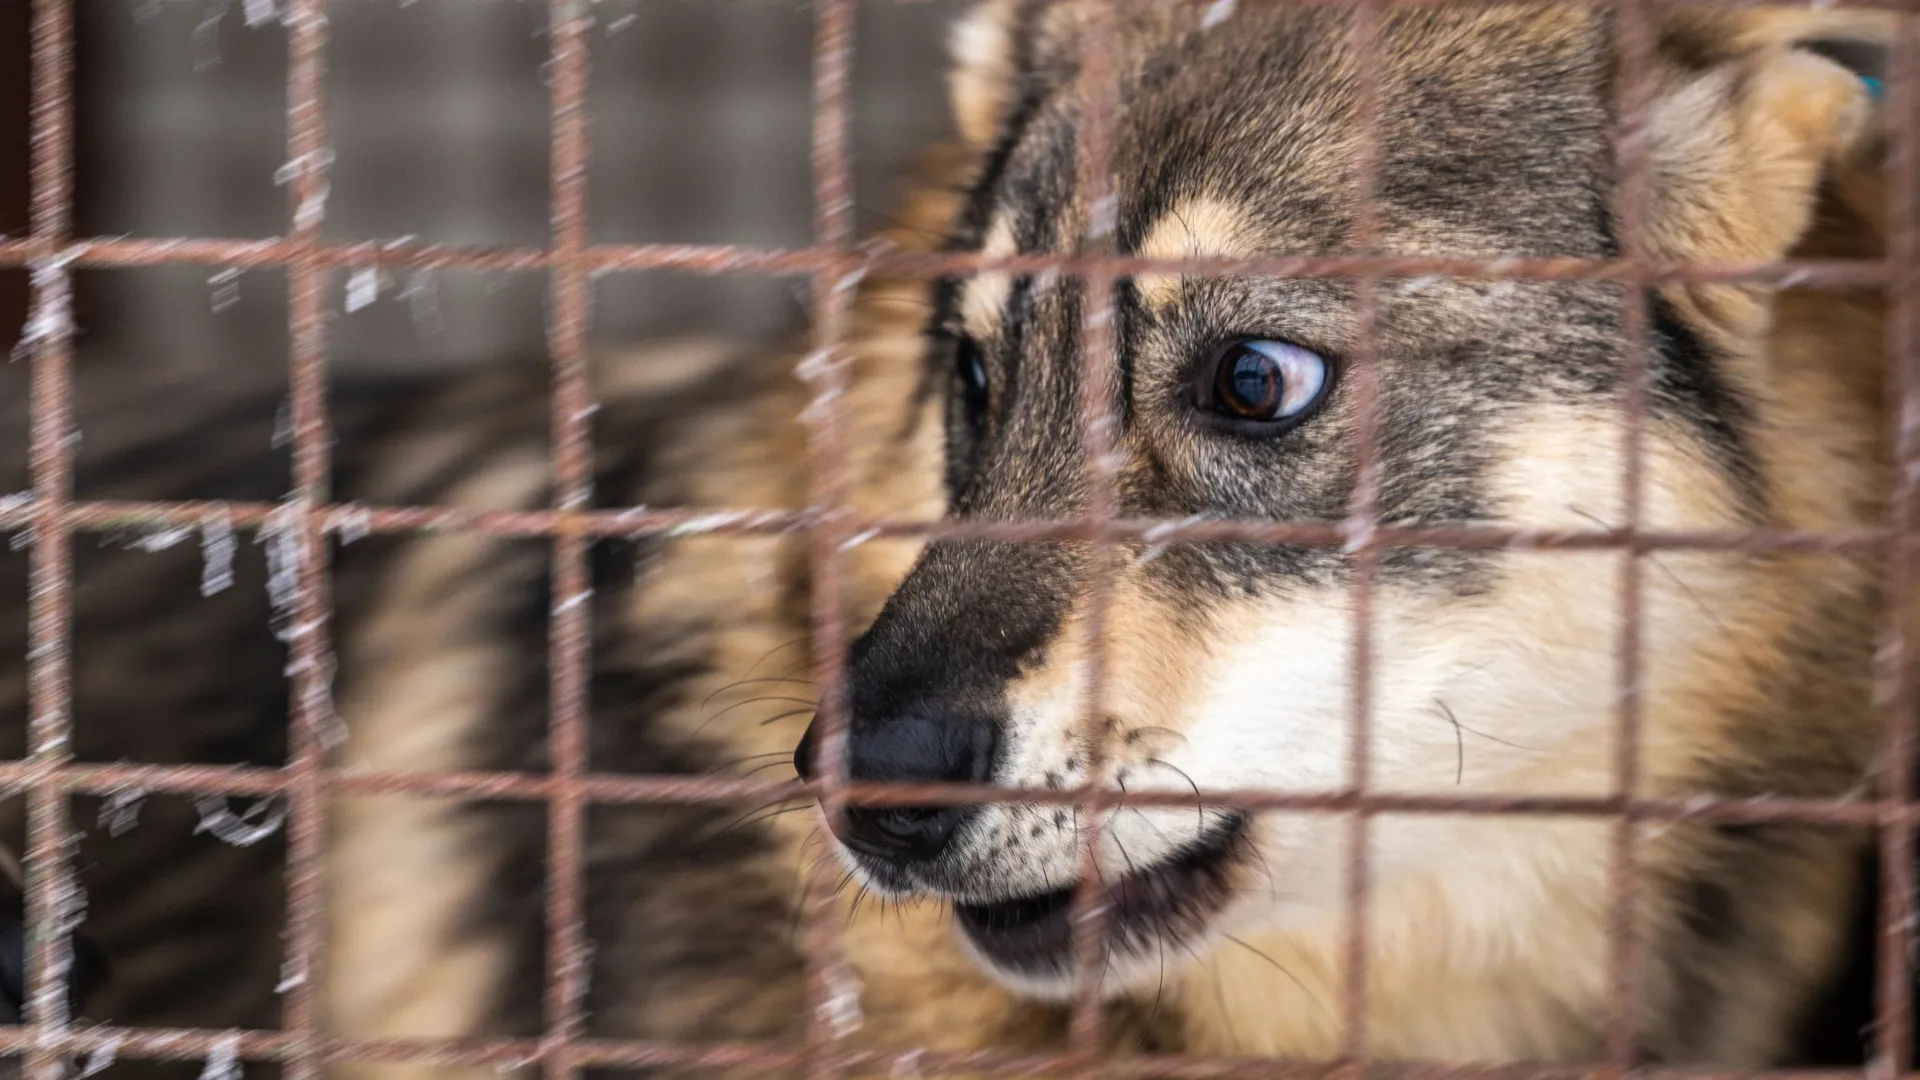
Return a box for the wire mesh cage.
[0,0,1912,1078]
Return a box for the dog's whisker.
[688,692,819,738]
[1435,698,1543,754]
[704,749,796,776]
[700,674,821,711]
[737,803,812,833]
[1433,699,1466,785]
[1127,725,1191,748]
[742,636,811,680]
[1146,757,1207,835]
[1116,775,1183,854]
[713,795,808,840]
[1145,929,1169,1035]
[1222,933,1334,1024]
[737,756,801,780]
[758,707,819,728]
[1250,835,1280,899]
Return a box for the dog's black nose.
[795,709,996,864]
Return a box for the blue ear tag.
[1862,74,1885,100]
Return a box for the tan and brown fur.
[802,0,1904,1068]
[0,4,1911,1077]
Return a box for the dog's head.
[801,1,1890,998]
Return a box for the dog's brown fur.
[0,4,1912,1077]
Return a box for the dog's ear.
[1643,11,1890,268]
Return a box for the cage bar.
[21,2,77,1080]
[1875,4,1920,1076]
[540,4,596,1080]
[0,237,1906,287]
[1603,0,1656,1067]
[5,499,1911,552]
[280,3,338,1079]
[798,0,861,1072]
[1062,0,1124,1059]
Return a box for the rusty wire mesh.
[0,0,1915,1077]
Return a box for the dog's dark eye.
[1203,340,1329,426]
[955,336,989,413]
[941,333,992,501]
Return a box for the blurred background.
[0,0,960,372]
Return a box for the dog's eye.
[955,336,989,412]
[1204,340,1329,426]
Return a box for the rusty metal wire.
[0,498,1905,551]
[4,0,1918,1077]
[1603,0,1657,1068]
[21,2,74,1079]
[0,236,1907,285]
[280,8,335,1080]
[799,0,861,1074]
[541,7,596,1080]
[1063,0,1123,1061]
[1877,7,1920,1076]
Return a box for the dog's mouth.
[952,815,1248,979]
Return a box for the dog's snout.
[796,709,997,864]
[842,803,964,863]
[840,711,995,862]
[800,537,1062,869]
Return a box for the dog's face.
[802,0,1886,998]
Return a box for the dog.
[0,1,1910,1075]
[799,0,1911,1067]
